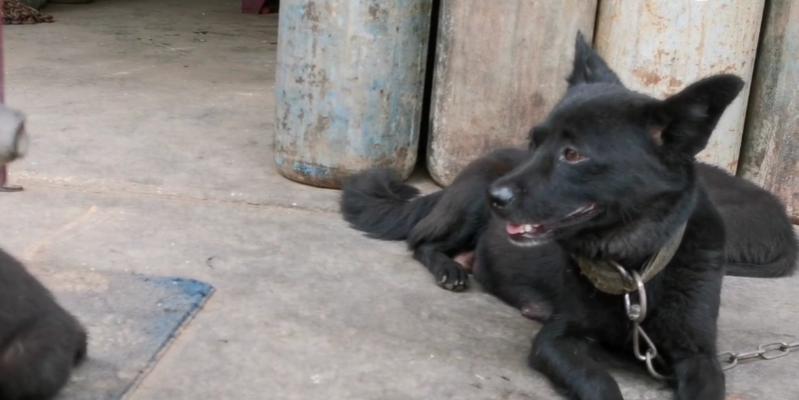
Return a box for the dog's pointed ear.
[650,74,744,156]
[567,31,622,87]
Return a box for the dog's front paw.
[433,260,469,292]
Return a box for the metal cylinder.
[739,0,799,222]
[427,0,598,186]
[594,0,765,173]
[274,0,432,188]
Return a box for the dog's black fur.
[474,161,798,321]
[0,249,87,400]
[342,149,527,291]
[341,33,798,399]
[699,164,798,277]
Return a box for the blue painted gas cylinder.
[274,0,432,188]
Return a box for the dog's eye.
[561,147,587,163]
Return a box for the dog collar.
[573,223,687,295]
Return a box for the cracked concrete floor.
[2,1,798,399]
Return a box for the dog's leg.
[508,289,553,321]
[413,243,469,291]
[672,354,724,400]
[529,322,623,400]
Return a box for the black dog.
[0,106,87,400]
[342,152,798,320]
[341,34,797,399]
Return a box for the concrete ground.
[1,1,798,399]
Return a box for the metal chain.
[718,341,799,371]
[613,262,671,380]
[611,262,799,378]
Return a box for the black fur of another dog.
[0,249,87,400]
[341,34,798,399]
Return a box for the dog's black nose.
[489,185,515,209]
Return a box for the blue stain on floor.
[43,272,214,400]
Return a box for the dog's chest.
[557,265,635,339]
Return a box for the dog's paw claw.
[434,264,469,292]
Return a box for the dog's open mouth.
[505,203,599,246]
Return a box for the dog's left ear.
[650,74,744,156]
[567,31,623,87]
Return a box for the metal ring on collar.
[623,271,647,322]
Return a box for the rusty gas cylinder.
[594,0,765,173]
[275,0,433,188]
[426,1,598,186]
[739,0,799,222]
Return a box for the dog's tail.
[340,168,442,241]
[724,231,798,278]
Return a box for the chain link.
[612,262,798,377]
[615,263,672,380]
[719,341,799,371]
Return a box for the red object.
[0,0,8,188]
[0,0,4,103]
[241,0,267,14]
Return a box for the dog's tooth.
[522,224,533,233]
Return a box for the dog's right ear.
[567,31,622,87]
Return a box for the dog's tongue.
[506,223,527,235]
